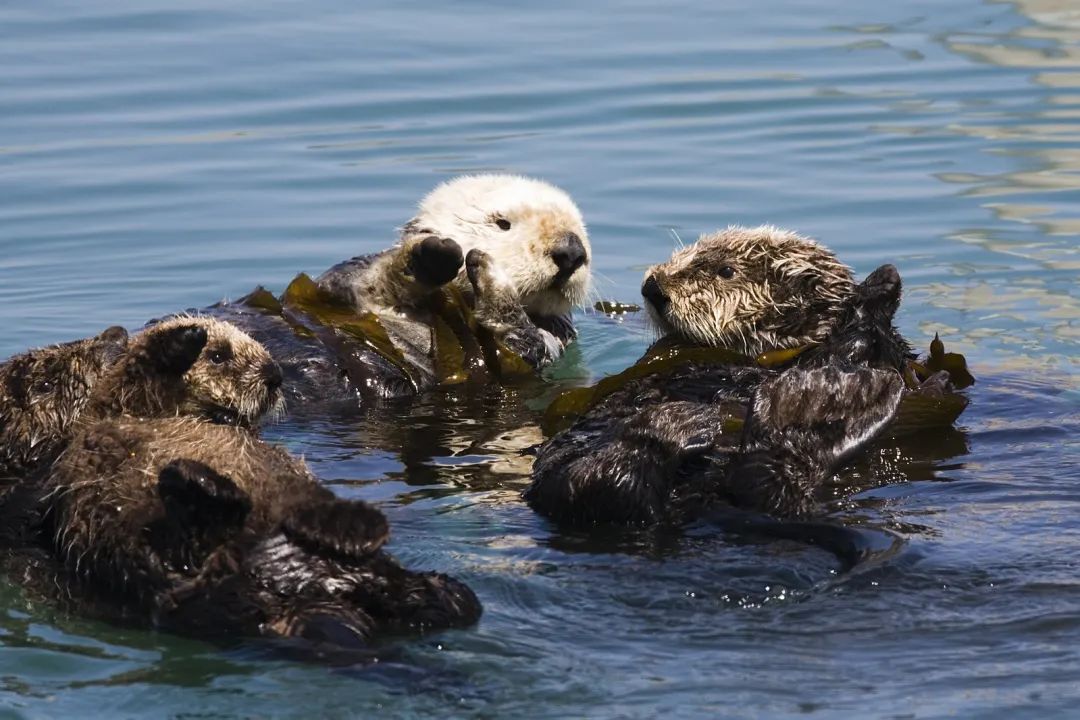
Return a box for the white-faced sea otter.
[206,174,591,406]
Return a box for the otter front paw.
[465,249,525,327]
[407,235,464,287]
[282,499,390,561]
[158,458,252,530]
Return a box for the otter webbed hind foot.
[282,499,390,561]
[724,366,904,517]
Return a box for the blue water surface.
[1,0,1078,718]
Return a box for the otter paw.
[158,458,252,529]
[282,499,390,560]
[464,248,495,294]
[266,603,375,649]
[150,324,209,376]
[408,235,464,287]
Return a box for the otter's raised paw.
[282,499,390,561]
[407,235,464,287]
[158,458,252,530]
[148,324,209,376]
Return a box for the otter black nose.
[410,235,465,287]
[262,362,283,392]
[550,232,588,278]
[641,275,669,313]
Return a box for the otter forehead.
[649,226,850,281]
[414,174,585,233]
[148,315,271,364]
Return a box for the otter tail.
[698,508,903,571]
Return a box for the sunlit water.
[1,0,1079,717]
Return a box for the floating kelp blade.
[889,390,969,436]
[543,338,750,435]
[281,273,421,390]
[238,286,283,314]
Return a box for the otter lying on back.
[208,174,592,405]
[1,317,479,648]
[525,226,957,526]
[0,326,129,481]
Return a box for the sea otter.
[0,326,129,481]
[525,226,961,527]
[205,174,591,405]
[1,318,479,649]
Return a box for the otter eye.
[494,218,511,231]
[208,348,232,365]
[718,265,736,279]
[33,380,53,394]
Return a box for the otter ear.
[282,499,389,560]
[97,326,129,346]
[158,458,252,530]
[148,324,209,376]
[856,264,902,316]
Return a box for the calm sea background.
[1,0,1078,718]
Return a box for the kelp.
[279,273,422,391]
[544,333,976,436]
[907,333,975,390]
[241,274,531,391]
[429,286,532,383]
[543,337,751,434]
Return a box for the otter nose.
[262,362,283,392]
[641,275,670,314]
[410,235,465,287]
[550,233,588,277]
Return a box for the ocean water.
[1,0,1078,717]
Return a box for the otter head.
[0,326,129,476]
[90,317,284,428]
[403,174,591,320]
[641,226,855,355]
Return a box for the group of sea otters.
[0,175,972,656]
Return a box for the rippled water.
[1,0,1078,717]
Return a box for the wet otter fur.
[44,420,480,645]
[641,226,858,357]
[89,315,285,428]
[0,326,129,481]
[526,228,942,529]
[27,318,479,647]
[206,175,590,405]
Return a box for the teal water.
[1,0,1079,717]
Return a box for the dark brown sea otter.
[525,226,962,529]
[0,318,479,650]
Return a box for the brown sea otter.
[0,318,479,651]
[525,226,963,529]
